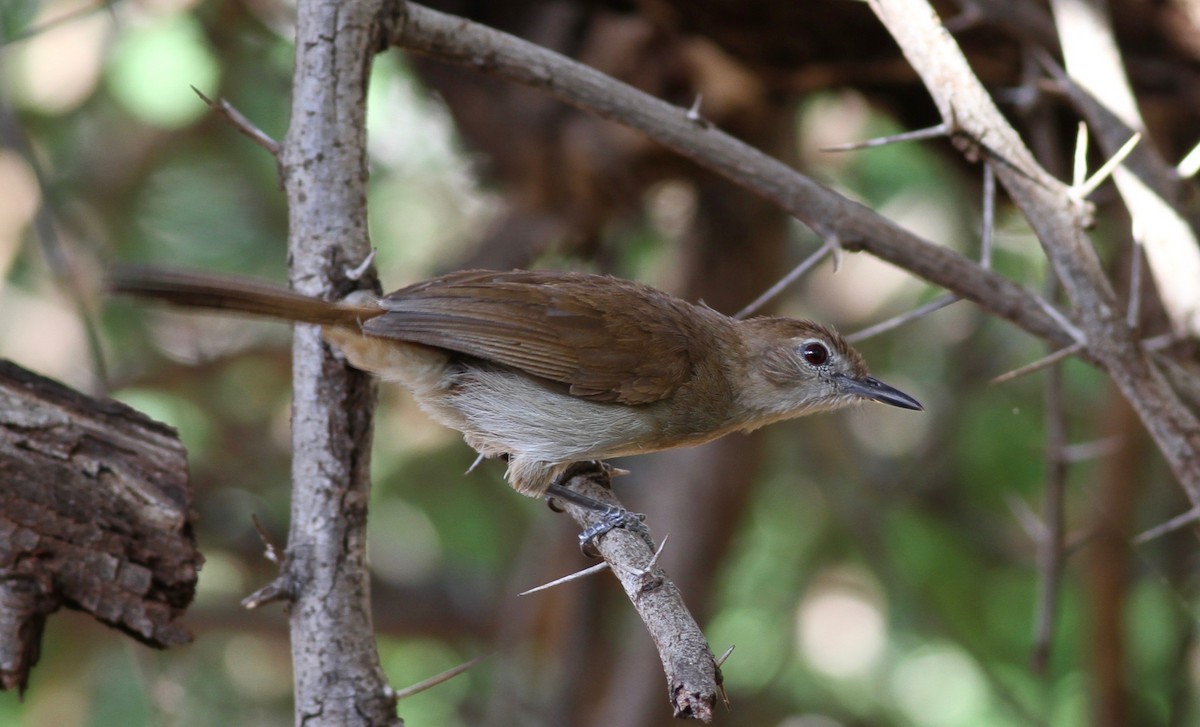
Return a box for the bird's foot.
[544,462,648,557]
[575,506,648,557]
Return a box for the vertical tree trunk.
[279,1,399,724]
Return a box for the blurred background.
[2,0,1199,725]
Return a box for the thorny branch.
[388,3,1084,358]
[388,0,1200,515]
[1048,0,1200,339]
[548,466,720,722]
[866,0,1200,506]
[77,0,1194,719]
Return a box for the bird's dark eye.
[801,342,829,366]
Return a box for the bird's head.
[738,318,923,421]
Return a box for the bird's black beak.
[839,375,924,411]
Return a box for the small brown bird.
[112,268,922,500]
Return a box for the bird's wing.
[362,270,705,405]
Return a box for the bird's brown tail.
[108,266,381,328]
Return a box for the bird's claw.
[578,506,648,557]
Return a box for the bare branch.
[1073,132,1140,201]
[734,239,834,320]
[250,514,281,565]
[846,294,958,344]
[389,655,488,702]
[280,0,397,724]
[1046,0,1200,339]
[1032,311,1068,673]
[1131,508,1200,545]
[820,123,949,152]
[981,160,996,269]
[518,562,609,596]
[241,577,294,610]
[1178,140,1200,179]
[1071,122,1089,188]
[192,86,282,156]
[868,0,1200,507]
[551,466,718,722]
[388,2,1086,357]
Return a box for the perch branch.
[551,466,719,722]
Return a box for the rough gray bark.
[552,467,719,722]
[0,359,197,693]
[245,0,402,724]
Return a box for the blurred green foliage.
[1,2,1196,726]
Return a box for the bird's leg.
[544,462,647,556]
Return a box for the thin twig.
[820,123,949,152]
[1140,333,1176,351]
[1132,508,1200,545]
[734,239,835,320]
[1126,237,1142,329]
[844,149,1003,343]
[0,1,113,47]
[1071,122,1088,188]
[242,576,295,610]
[192,86,282,156]
[0,100,110,390]
[990,343,1084,385]
[251,514,281,564]
[389,655,488,702]
[981,161,996,270]
[1074,132,1140,201]
[519,562,609,596]
[1032,296,1086,344]
[1008,495,1047,543]
[846,294,957,343]
[993,328,1178,386]
[1032,278,1068,674]
[1177,140,1200,179]
[714,645,735,668]
[847,156,1002,345]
